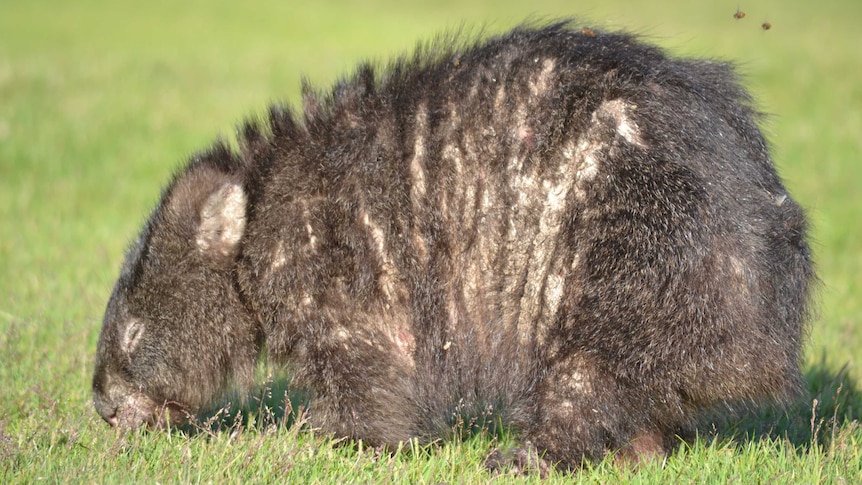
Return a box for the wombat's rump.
[93,22,814,471]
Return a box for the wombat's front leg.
[294,309,419,448]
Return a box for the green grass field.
[2,0,861,482]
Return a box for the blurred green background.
[1,0,860,481]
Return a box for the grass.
[1,0,861,482]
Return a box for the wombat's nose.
[96,403,119,427]
[93,392,119,427]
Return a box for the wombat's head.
[93,144,261,429]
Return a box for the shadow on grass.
[169,372,310,438]
[170,370,512,457]
[703,353,861,452]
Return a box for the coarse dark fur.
[93,21,814,471]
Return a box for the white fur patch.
[512,103,529,149]
[529,58,556,97]
[409,104,433,267]
[571,252,581,270]
[567,99,648,201]
[568,369,591,393]
[410,104,428,199]
[442,143,463,175]
[361,210,399,301]
[543,273,566,323]
[598,99,646,148]
[505,124,584,345]
[494,84,507,114]
[302,205,317,251]
[362,211,384,252]
[573,138,600,183]
[616,116,641,145]
[270,241,287,272]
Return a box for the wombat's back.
[235,22,812,461]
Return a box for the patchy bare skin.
[93,22,814,473]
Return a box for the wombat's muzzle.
[93,388,167,429]
[92,366,161,428]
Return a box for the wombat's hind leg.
[518,352,673,471]
[612,428,668,467]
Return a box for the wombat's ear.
[195,183,247,259]
[120,318,145,355]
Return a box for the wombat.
[93,22,814,471]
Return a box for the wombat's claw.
[485,443,550,477]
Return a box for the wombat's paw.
[485,442,551,477]
[147,401,194,429]
[612,429,668,468]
